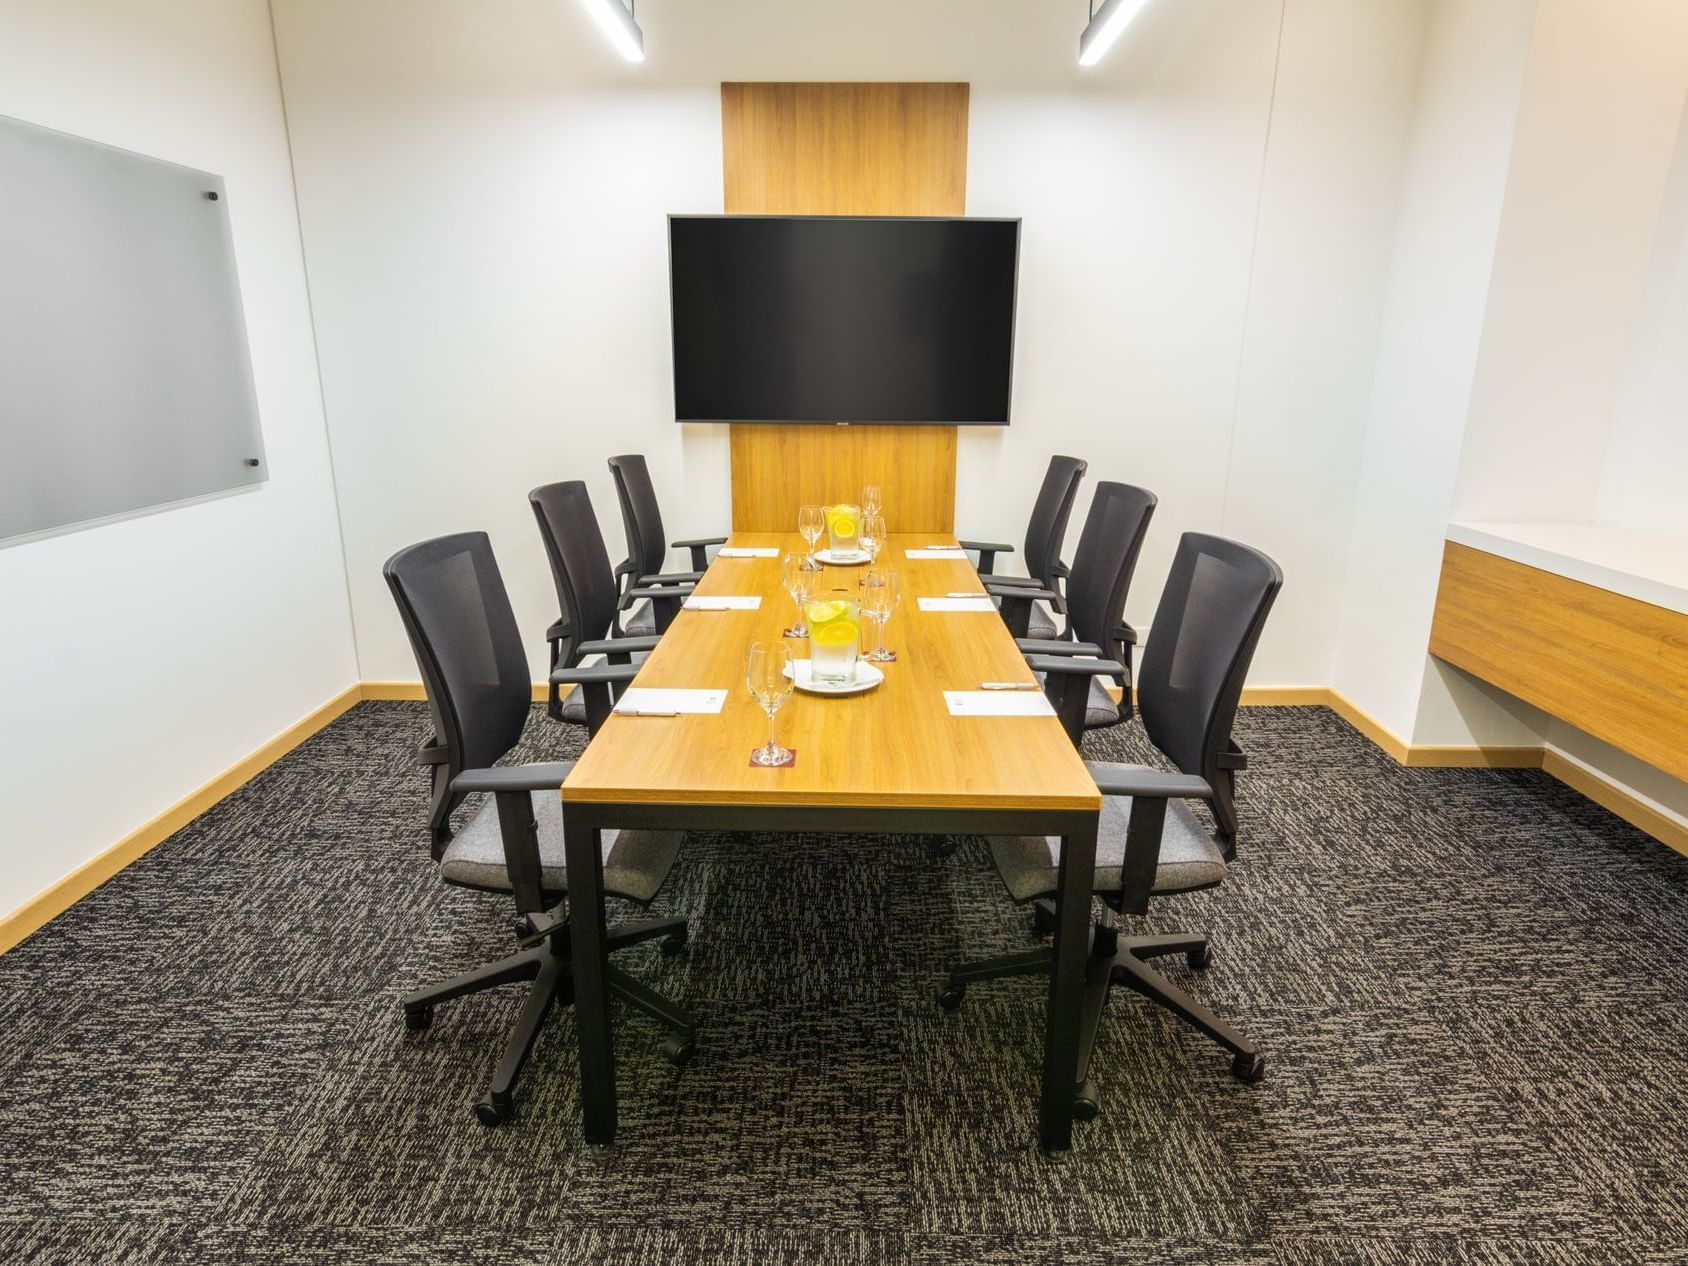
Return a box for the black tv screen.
[668,215,1019,425]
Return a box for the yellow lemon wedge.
[805,599,850,625]
[830,516,858,538]
[809,618,859,648]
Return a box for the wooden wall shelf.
[1429,535,1688,784]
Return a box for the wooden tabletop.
[562,533,1101,812]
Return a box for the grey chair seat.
[1033,663,1121,729]
[560,649,650,725]
[623,601,656,636]
[989,766,1227,903]
[440,776,681,903]
[1026,603,1059,640]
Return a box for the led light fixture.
[583,0,644,63]
[1079,0,1151,66]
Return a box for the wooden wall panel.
[1428,541,1688,784]
[721,82,968,533]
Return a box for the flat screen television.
[668,215,1019,425]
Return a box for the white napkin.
[905,548,967,559]
[613,688,728,715]
[918,596,996,612]
[716,547,780,558]
[944,690,1056,717]
[683,595,762,610]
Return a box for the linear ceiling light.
[583,0,644,63]
[1078,0,1152,67]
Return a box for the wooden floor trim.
[4,680,1681,955]
[0,683,364,955]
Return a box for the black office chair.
[531,480,692,725]
[960,454,1087,635]
[940,532,1282,1119]
[608,453,726,615]
[991,480,1155,727]
[384,531,696,1126]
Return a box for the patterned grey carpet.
[3,702,1688,1264]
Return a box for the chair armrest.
[638,571,705,586]
[958,538,1014,575]
[1025,655,1126,678]
[551,662,640,686]
[451,763,575,795]
[986,580,1062,603]
[984,574,1043,588]
[626,584,696,600]
[1083,763,1212,801]
[575,636,659,658]
[1015,638,1103,657]
[545,617,571,643]
[1119,622,1139,646]
[673,535,729,569]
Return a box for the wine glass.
[862,568,900,663]
[860,514,887,569]
[747,640,795,766]
[798,505,825,571]
[862,484,882,519]
[781,552,813,636]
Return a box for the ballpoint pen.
[979,682,1039,691]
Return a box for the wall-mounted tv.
[668,215,1019,425]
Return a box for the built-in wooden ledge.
[1430,522,1688,786]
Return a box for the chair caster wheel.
[1232,1051,1265,1084]
[1072,1081,1101,1122]
[475,1092,513,1126]
[403,1003,433,1032]
[660,929,688,956]
[663,1035,695,1067]
[1186,943,1212,970]
[937,985,965,1011]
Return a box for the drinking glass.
[781,552,813,636]
[863,569,900,663]
[798,505,825,571]
[862,484,882,518]
[860,514,887,569]
[747,640,795,766]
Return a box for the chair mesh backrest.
[608,454,667,580]
[1064,482,1156,651]
[1138,533,1282,784]
[530,481,619,645]
[383,532,530,780]
[1024,455,1087,588]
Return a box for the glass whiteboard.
[0,114,266,544]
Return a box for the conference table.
[560,532,1103,1155]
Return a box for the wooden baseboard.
[5,677,1681,956]
[1542,750,1688,858]
[361,681,564,705]
[0,684,364,955]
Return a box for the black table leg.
[563,801,616,1145]
[1040,814,1097,1157]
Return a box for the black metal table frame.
[562,798,1100,1157]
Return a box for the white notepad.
[716,547,780,558]
[613,688,728,715]
[905,548,967,560]
[944,690,1055,718]
[683,595,762,610]
[918,596,996,613]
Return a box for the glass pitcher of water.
[805,589,861,684]
[824,503,862,557]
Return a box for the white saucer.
[783,658,885,696]
[815,547,871,566]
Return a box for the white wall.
[275,0,1427,689]
[1453,0,1688,525]
[1598,90,1688,543]
[1331,0,1539,742]
[0,1,357,919]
